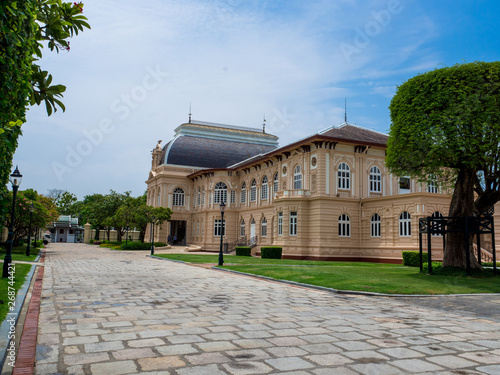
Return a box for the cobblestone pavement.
[35,243,500,375]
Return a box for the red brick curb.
[12,251,45,375]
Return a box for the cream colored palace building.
[146,119,498,263]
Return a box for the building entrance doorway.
[170,221,186,245]
[250,219,256,245]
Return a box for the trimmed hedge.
[261,246,282,259]
[402,251,428,267]
[120,242,167,250]
[235,246,252,256]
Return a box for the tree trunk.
[116,226,122,242]
[443,168,482,269]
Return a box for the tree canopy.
[0,0,90,229]
[387,61,500,268]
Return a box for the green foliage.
[422,261,498,277]
[47,189,78,215]
[235,246,252,256]
[120,241,167,250]
[387,61,500,214]
[3,188,58,246]
[0,0,90,227]
[261,246,282,259]
[482,262,500,267]
[402,251,428,267]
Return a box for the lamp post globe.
[3,167,22,278]
[26,203,34,256]
[218,202,226,266]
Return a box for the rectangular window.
[214,219,225,236]
[278,212,283,236]
[230,190,236,204]
[399,177,411,194]
[289,212,297,236]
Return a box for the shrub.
[261,246,282,259]
[422,262,498,276]
[120,242,167,250]
[235,247,252,256]
[89,239,94,244]
[482,262,500,267]
[402,251,428,267]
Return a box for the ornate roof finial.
[188,103,192,123]
[263,115,266,133]
[345,98,347,123]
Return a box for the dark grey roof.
[320,123,388,146]
[162,136,277,169]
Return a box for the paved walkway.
[33,243,500,374]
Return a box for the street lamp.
[150,215,155,255]
[3,167,22,278]
[218,202,226,266]
[26,203,34,256]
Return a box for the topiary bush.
[235,247,252,256]
[402,251,428,267]
[261,246,282,259]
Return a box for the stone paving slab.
[33,243,500,374]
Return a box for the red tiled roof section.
[321,124,388,146]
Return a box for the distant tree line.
[47,189,172,242]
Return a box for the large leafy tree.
[3,188,58,246]
[387,61,500,269]
[47,189,78,215]
[0,0,90,228]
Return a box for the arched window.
[371,213,381,237]
[293,165,302,189]
[240,182,246,204]
[240,219,245,237]
[399,211,411,237]
[273,172,279,193]
[157,190,161,206]
[172,188,184,206]
[250,179,257,202]
[278,212,283,235]
[197,187,201,206]
[338,214,350,237]
[214,182,227,204]
[431,211,444,237]
[261,176,268,200]
[261,217,267,237]
[201,187,205,206]
[369,166,382,193]
[338,163,350,190]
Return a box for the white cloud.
[14,0,478,199]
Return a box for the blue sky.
[12,0,500,199]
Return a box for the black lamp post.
[218,202,226,266]
[150,215,155,255]
[3,167,22,278]
[26,203,34,256]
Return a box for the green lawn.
[0,263,33,322]
[0,245,41,262]
[155,254,500,295]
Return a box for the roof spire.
[188,103,192,123]
[345,98,347,123]
[262,115,266,133]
